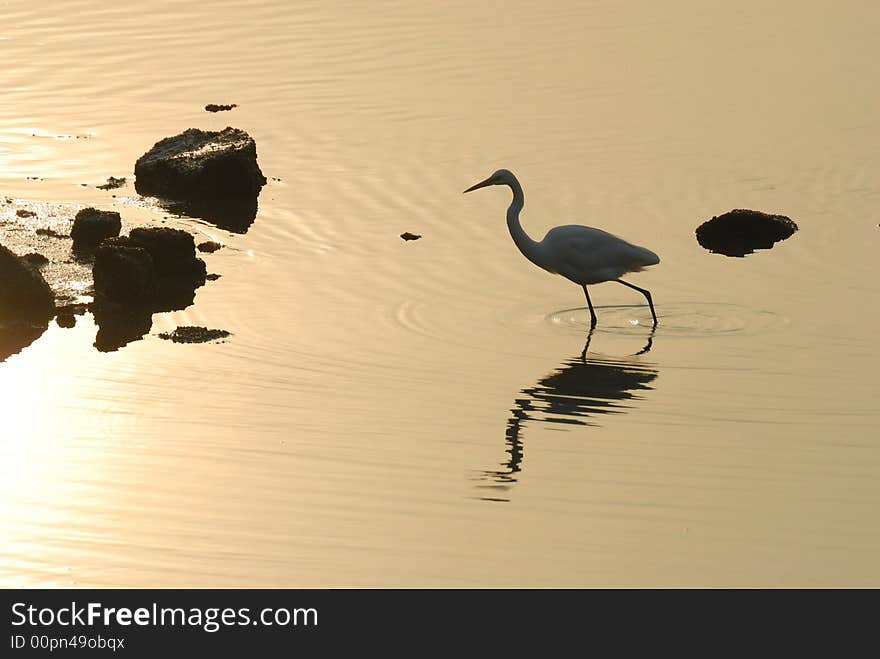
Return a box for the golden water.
[1,0,878,586]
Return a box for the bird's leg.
[616,279,658,326]
[582,285,597,328]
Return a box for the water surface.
[1,0,878,587]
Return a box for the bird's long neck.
[505,178,543,266]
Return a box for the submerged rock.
[205,103,238,113]
[0,243,55,323]
[696,209,798,257]
[134,127,266,200]
[158,326,231,344]
[400,232,421,241]
[71,208,122,250]
[96,176,127,190]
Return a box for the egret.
[464,169,660,326]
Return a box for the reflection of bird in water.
[464,169,660,327]
[476,330,658,502]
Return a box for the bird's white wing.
[542,225,659,285]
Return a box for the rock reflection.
[476,331,658,502]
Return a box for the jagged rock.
[134,127,266,200]
[696,209,798,257]
[71,208,122,249]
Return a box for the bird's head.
[463,169,516,193]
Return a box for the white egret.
[464,169,660,326]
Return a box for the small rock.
[695,209,798,257]
[197,240,223,253]
[21,252,49,267]
[206,273,221,281]
[35,227,68,238]
[56,313,76,328]
[158,326,231,343]
[71,208,122,249]
[400,232,421,241]
[16,209,36,218]
[96,176,127,190]
[205,103,238,112]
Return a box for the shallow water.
[1,0,878,587]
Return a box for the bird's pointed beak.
[463,176,494,193]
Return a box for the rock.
[71,208,122,249]
[158,326,231,343]
[93,243,156,303]
[134,127,266,200]
[21,252,49,267]
[96,176,127,190]
[35,227,68,238]
[56,313,76,328]
[400,232,421,241]
[127,227,206,279]
[197,240,223,253]
[205,103,237,112]
[696,209,798,257]
[0,243,56,323]
[16,209,36,218]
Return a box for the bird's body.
[464,168,660,326]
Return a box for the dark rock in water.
[134,127,266,200]
[54,302,89,329]
[91,228,206,330]
[696,209,798,257]
[205,103,238,113]
[127,227,206,279]
[197,240,223,253]
[400,232,421,241]
[93,243,156,303]
[158,326,231,344]
[35,227,68,238]
[96,176,127,190]
[21,252,49,267]
[206,273,221,281]
[0,243,54,362]
[71,208,122,249]
[0,243,56,323]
